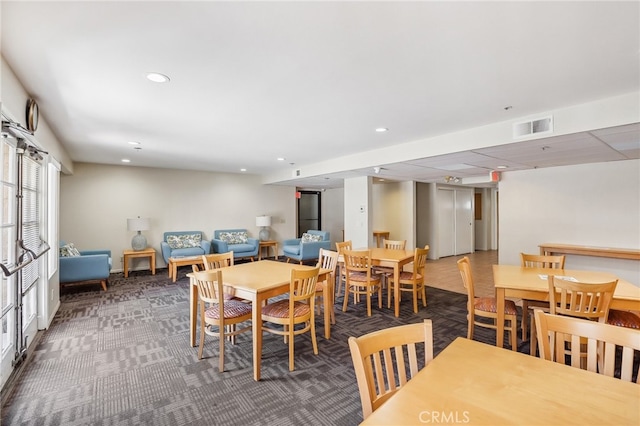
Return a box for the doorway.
[297,191,321,237]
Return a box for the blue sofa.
[160,231,211,264]
[282,230,331,264]
[59,245,112,291]
[211,229,259,261]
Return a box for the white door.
[437,189,455,257]
[455,189,474,255]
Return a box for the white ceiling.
[1,1,639,189]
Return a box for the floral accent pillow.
[301,233,323,243]
[219,231,248,245]
[60,243,81,257]
[167,233,202,249]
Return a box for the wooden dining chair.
[534,310,640,383]
[315,248,339,325]
[387,246,429,313]
[457,256,518,350]
[202,251,234,270]
[373,239,407,286]
[335,240,352,298]
[261,266,320,371]
[342,249,382,317]
[191,269,252,372]
[520,253,565,344]
[348,319,434,419]
[532,275,618,364]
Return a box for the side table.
[123,248,156,278]
[258,240,278,260]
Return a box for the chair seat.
[262,299,311,318]
[204,300,252,320]
[392,271,423,283]
[475,297,518,315]
[348,272,381,283]
[607,309,640,329]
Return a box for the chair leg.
[387,282,393,309]
[366,291,372,317]
[530,314,538,356]
[219,326,225,372]
[421,285,427,307]
[521,300,529,340]
[467,316,474,340]
[377,286,382,309]
[412,286,418,314]
[288,327,295,371]
[100,280,107,291]
[510,317,517,351]
[198,320,206,360]
[342,285,350,312]
[310,318,318,355]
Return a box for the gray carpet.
[2,265,525,426]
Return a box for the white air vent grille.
[513,116,553,139]
[292,169,301,177]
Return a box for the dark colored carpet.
[2,265,527,426]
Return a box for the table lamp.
[127,217,150,251]
[256,215,272,241]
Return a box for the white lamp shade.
[127,217,150,231]
[256,215,272,227]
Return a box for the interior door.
[297,191,321,237]
[437,189,455,257]
[455,189,473,255]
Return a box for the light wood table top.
[492,264,640,349]
[361,337,640,425]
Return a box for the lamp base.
[131,233,147,251]
[259,228,270,241]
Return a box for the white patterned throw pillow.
[301,233,323,243]
[60,243,81,257]
[219,231,248,245]
[167,234,202,249]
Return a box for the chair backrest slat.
[535,310,640,384]
[548,276,617,321]
[383,239,406,250]
[521,253,565,269]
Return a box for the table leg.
[190,279,197,347]
[323,280,331,339]
[172,264,178,283]
[394,265,400,317]
[124,255,129,278]
[168,261,172,279]
[151,253,156,275]
[253,295,263,381]
[496,287,505,349]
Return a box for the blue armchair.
[282,230,331,264]
[160,231,211,264]
[211,229,259,261]
[59,244,112,291]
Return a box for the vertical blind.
[20,156,40,294]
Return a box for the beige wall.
[60,163,297,271]
[498,159,640,285]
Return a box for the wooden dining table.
[360,337,640,425]
[342,248,415,317]
[492,264,640,349]
[188,260,331,381]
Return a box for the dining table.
[342,247,415,317]
[188,260,331,381]
[360,337,640,425]
[492,264,640,349]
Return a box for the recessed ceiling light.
[128,141,140,145]
[146,72,170,83]
[277,157,286,161]
[121,159,131,163]
[240,168,247,172]
[497,165,508,169]
[375,128,388,133]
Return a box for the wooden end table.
[168,255,205,282]
[258,240,278,260]
[123,248,156,278]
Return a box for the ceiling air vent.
[292,169,301,178]
[513,116,553,139]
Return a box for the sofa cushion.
[169,247,206,258]
[301,232,323,243]
[219,231,248,245]
[229,243,255,253]
[60,243,81,257]
[167,233,202,249]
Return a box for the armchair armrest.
[80,249,111,257]
[201,240,211,254]
[59,254,111,283]
[283,238,301,246]
[299,241,332,259]
[247,238,259,249]
[160,242,172,263]
[211,239,230,254]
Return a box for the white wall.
[344,176,372,247]
[321,187,344,250]
[499,159,640,285]
[372,180,416,249]
[60,163,297,271]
